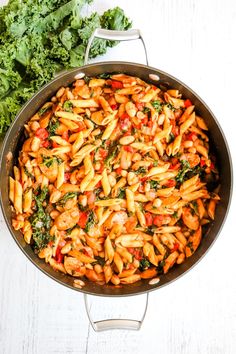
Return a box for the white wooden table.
[0,0,236,353]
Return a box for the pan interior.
[0,62,232,296]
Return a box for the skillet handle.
[84,28,149,66]
[84,293,149,332]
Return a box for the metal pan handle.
[84,293,149,332]
[84,28,149,65]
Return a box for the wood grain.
[0,0,236,353]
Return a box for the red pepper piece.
[145,212,153,226]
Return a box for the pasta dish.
[9,73,220,287]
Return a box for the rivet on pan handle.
[84,28,149,66]
[84,293,149,332]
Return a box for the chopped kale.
[92,256,106,266]
[151,100,162,113]
[135,166,147,175]
[98,73,112,79]
[57,192,78,206]
[24,167,34,179]
[149,180,159,189]
[105,143,118,166]
[118,188,126,199]
[172,211,178,219]
[84,211,95,233]
[166,103,176,111]
[175,160,191,183]
[38,105,51,116]
[48,118,60,136]
[30,187,52,251]
[42,155,63,168]
[168,132,175,143]
[63,100,73,112]
[139,258,151,271]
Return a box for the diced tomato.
[64,172,71,182]
[184,99,192,108]
[172,242,179,252]
[170,163,180,170]
[99,148,108,159]
[111,104,118,110]
[52,141,59,148]
[115,167,122,175]
[186,132,197,141]
[147,121,153,128]
[136,102,144,111]
[41,140,50,148]
[120,113,130,120]
[76,121,86,132]
[200,158,206,167]
[141,177,147,182]
[153,215,164,227]
[128,248,142,260]
[152,85,158,90]
[164,179,176,187]
[77,212,88,229]
[124,146,134,153]
[55,247,64,263]
[95,180,102,188]
[145,212,153,226]
[111,80,123,89]
[48,241,53,247]
[210,162,215,170]
[62,130,69,141]
[142,116,148,125]
[35,128,49,140]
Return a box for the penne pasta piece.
[102,118,118,140]
[85,174,103,191]
[50,136,70,146]
[14,180,23,214]
[56,162,65,189]
[101,169,111,197]
[104,236,114,263]
[9,177,15,204]
[180,112,195,135]
[83,155,93,175]
[55,111,83,121]
[114,252,123,274]
[126,189,135,214]
[146,164,170,177]
[95,199,123,207]
[135,202,146,227]
[80,169,94,193]
[70,99,99,108]
[154,226,181,233]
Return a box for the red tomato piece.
[200,158,206,167]
[99,148,108,159]
[111,80,123,89]
[64,172,71,182]
[62,131,69,141]
[35,128,49,140]
[52,141,59,148]
[115,167,123,175]
[172,242,179,252]
[41,140,50,148]
[77,212,88,229]
[95,181,102,188]
[153,215,164,227]
[124,146,134,153]
[145,212,153,226]
[142,116,148,125]
[184,99,192,108]
[210,162,215,170]
[55,247,64,263]
[164,179,176,187]
[186,132,197,141]
[111,104,118,110]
